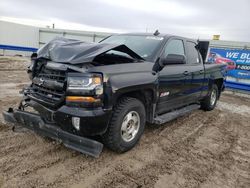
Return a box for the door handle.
[183,71,189,75]
[199,70,204,74]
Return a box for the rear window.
[186,41,200,64]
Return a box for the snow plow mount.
[2,108,103,158]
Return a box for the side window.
[163,39,185,57]
[186,41,200,64]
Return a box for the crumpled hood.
[37,37,143,64]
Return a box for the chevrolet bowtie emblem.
[38,78,45,86]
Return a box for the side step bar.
[153,104,200,125]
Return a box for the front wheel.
[102,97,146,153]
[201,84,219,111]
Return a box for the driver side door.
[156,38,192,115]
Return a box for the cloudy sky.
[0,0,250,41]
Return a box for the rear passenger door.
[183,40,205,104]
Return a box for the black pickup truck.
[3,33,225,157]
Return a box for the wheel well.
[214,78,224,98]
[116,89,155,122]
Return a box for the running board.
[153,104,200,125]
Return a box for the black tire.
[102,97,146,153]
[201,84,219,111]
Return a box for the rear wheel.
[201,84,219,111]
[102,97,146,152]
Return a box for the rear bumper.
[2,108,103,157]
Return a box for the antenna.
[153,29,160,36]
[196,37,200,50]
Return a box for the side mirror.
[152,54,186,73]
[160,54,186,65]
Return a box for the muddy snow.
[0,56,249,188]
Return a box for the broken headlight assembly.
[66,73,103,107]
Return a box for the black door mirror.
[152,54,186,73]
[161,54,186,65]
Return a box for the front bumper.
[2,108,103,157]
[55,106,112,136]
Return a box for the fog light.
[72,117,80,130]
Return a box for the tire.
[102,97,146,153]
[201,84,219,111]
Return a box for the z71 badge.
[160,91,170,97]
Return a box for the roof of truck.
[120,32,172,37]
[116,32,196,41]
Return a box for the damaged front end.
[2,37,144,157]
[2,71,107,157]
[3,107,103,157]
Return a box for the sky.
[0,0,250,41]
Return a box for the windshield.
[100,35,163,61]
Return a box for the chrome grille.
[30,64,66,108]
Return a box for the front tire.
[102,97,146,153]
[201,84,219,111]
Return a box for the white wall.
[0,21,111,56]
[210,40,250,50]
[39,28,111,48]
[0,21,39,56]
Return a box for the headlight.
[66,74,103,108]
[67,73,103,95]
[68,76,101,90]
